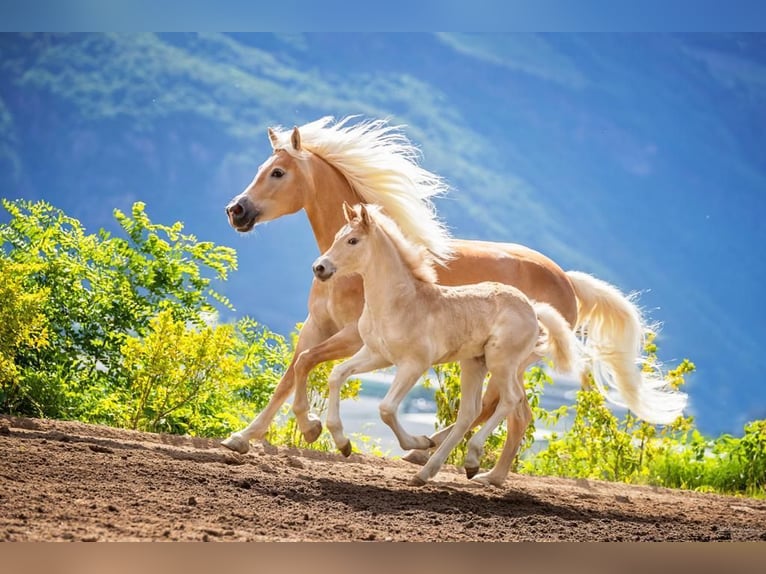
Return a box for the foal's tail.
[566,271,688,425]
[533,302,582,377]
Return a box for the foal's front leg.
[326,346,390,456]
[379,363,433,451]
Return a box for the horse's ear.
[342,201,355,222]
[291,126,301,151]
[267,127,279,149]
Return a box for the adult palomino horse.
[313,203,580,485]
[222,116,687,458]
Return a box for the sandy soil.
[1,414,765,542]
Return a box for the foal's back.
[407,280,541,365]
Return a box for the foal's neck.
[361,229,420,308]
[303,154,361,253]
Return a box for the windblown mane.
[269,116,454,265]
[363,205,437,284]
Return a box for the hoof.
[465,466,479,479]
[339,441,353,457]
[401,450,430,466]
[409,475,427,487]
[220,435,250,455]
[427,437,436,449]
[471,472,504,488]
[302,418,323,444]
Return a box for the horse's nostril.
[314,264,325,275]
[228,203,244,217]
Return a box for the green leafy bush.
[0,259,50,412]
[0,198,236,421]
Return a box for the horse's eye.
[271,168,285,178]
[347,237,358,245]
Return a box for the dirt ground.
[1,414,765,542]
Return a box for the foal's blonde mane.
[270,116,454,265]
[358,204,437,284]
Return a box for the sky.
[0,33,764,436]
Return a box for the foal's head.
[312,203,375,282]
[313,203,437,283]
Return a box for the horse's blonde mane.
[270,116,454,265]
[361,204,437,284]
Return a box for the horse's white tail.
[566,271,688,425]
[533,302,582,377]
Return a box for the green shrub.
[0,259,50,412]
[0,198,236,420]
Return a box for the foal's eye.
[347,237,358,245]
[271,168,285,178]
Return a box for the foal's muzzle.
[225,196,260,232]
[312,257,336,281]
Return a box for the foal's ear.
[291,126,302,151]
[359,204,370,228]
[342,201,355,223]
[267,127,279,149]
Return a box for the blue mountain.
[1,33,764,436]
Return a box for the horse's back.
[439,239,578,326]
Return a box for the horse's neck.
[303,155,361,253]
[361,230,420,312]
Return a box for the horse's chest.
[309,274,364,330]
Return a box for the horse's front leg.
[220,315,328,454]
[325,347,390,456]
[291,323,364,443]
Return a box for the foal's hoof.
[471,472,504,488]
[339,441,353,458]
[220,434,250,455]
[402,450,430,466]
[465,466,479,479]
[409,475,427,487]
[302,419,323,444]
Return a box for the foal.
[313,203,580,485]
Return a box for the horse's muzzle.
[312,258,336,282]
[225,196,259,232]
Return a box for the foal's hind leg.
[471,372,533,487]
[462,369,519,479]
[412,357,484,485]
[402,370,496,466]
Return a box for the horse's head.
[313,203,373,282]
[225,126,311,232]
